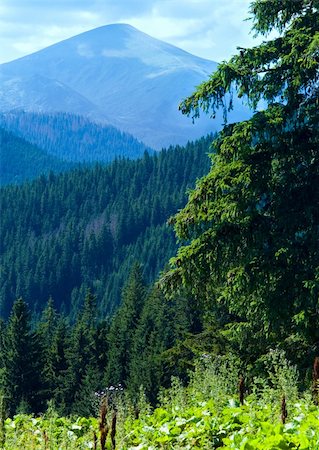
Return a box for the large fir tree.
[163,0,319,365]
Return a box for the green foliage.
[121,399,319,449]
[252,349,300,407]
[162,0,319,367]
[121,356,319,449]
[2,414,98,449]
[0,135,212,318]
[127,287,173,403]
[187,354,242,410]
[1,1,318,433]
[1,398,317,449]
[0,270,198,415]
[104,264,147,387]
[1,299,43,415]
[180,1,318,117]
[0,355,318,449]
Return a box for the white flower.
[67,430,76,440]
[159,423,170,434]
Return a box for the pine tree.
[128,287,169,403]
[163,0,319,363]
[65,290,101,414]
[49,317,70,414]
[2,299,43,415]
[36,298,59,406]
[104,264,146,387]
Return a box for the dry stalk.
[312,356,319,405]
[99,397,109,450]
[43,430,49,450]
[110,411,117,449]
[239,375,245,406]
[281,395,288,424]
[93,431,97,450]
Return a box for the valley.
[0,2,318,448]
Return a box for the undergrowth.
[0,350,318,449]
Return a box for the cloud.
[124,0,257,61]
[0,0,256,64]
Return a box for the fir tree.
[163,0,319,364]
[104,264,146,387]
[64,290,101,414]
[1,299,43,415]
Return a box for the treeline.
[0,265,199,417]
[0,135,212,318]
[0,128,75,185]
[0,111,152,163]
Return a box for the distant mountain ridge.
[0,24,250,149]
[0,128,74,185]
[0,111,152,165]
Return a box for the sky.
[0,0,258,65]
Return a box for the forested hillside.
[0,135,212,318]
[0,128,75,185]
[0,1,318,446]
[0,270,200,416]
[0,111,152,163]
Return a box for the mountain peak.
[38,22,211,68]
[0,26,249,149]
[71,22,143,43]
[94,23,138,32]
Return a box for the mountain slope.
[0,128,74,185]
[0,24,250,149]
[0,111,152,163]
[0,135,213,317]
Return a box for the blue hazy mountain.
[0,111,152,163]
[0,127,75,185]
[0,24,249,149]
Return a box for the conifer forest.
[0,0,318,448]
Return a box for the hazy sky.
[0,0,258,64]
